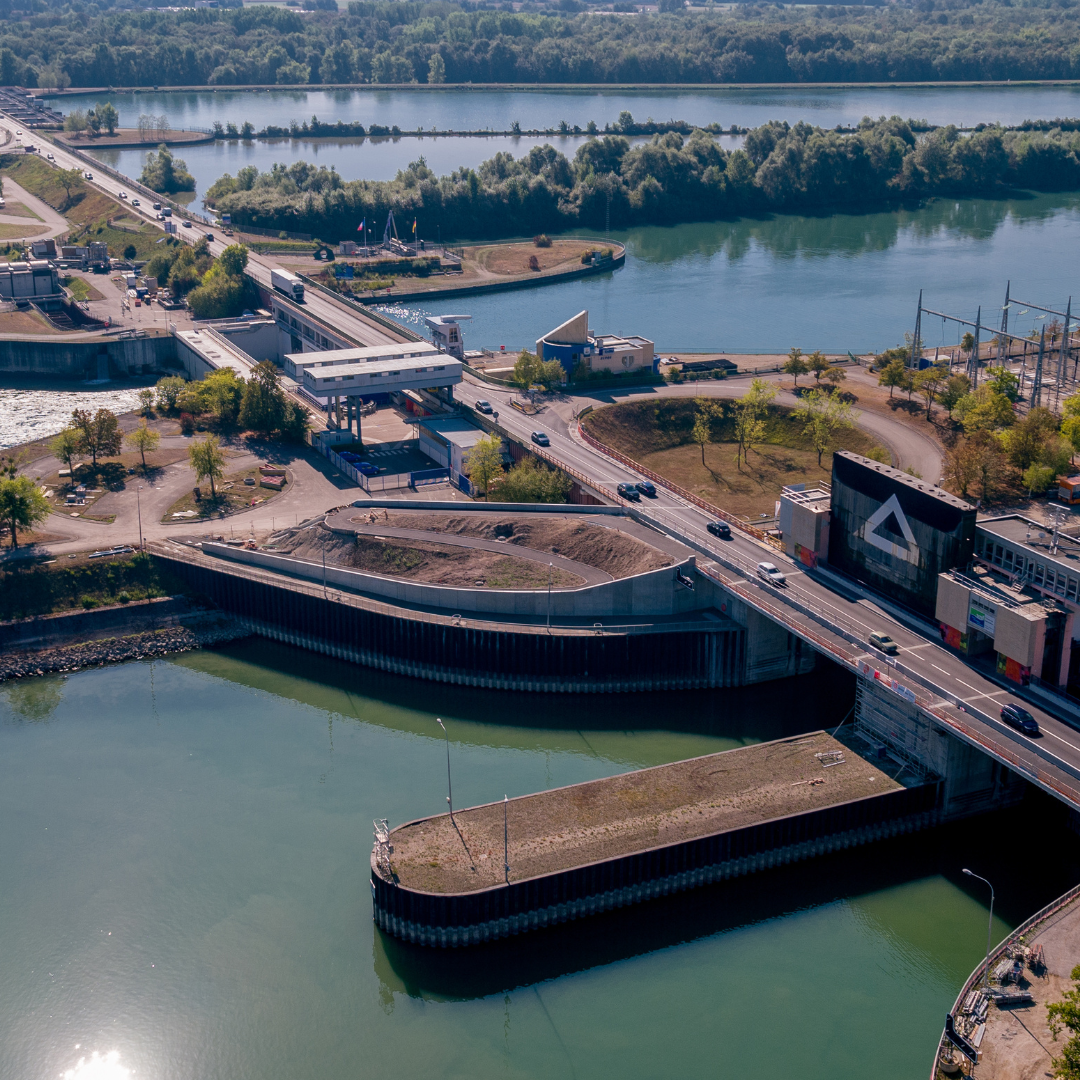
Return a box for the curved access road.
[539,367,944,483]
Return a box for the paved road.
[0,176,67,240]
[0,117,406,349]
[456,374,1080,804]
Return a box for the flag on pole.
[412,218,417,235]
[357,218,365,233]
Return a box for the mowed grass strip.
[583,398,886,518]
[0,155,166,260]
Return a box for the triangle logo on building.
[861,494,920,565]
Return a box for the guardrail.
[930,882,1080,1079]
[576,422,782,550]
[295,273,426,343]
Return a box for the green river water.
[3,640,1079,1080]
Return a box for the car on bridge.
[756,562,787,586]
[707,521,732,540]
[1001,703,1040,736]
[617,482,641,501]
[635,480,657,498]
[475,400,493,414]
[868,631,899,656]
[530,431,550,447]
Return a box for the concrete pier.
[371,732,941,947]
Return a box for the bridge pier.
[853,675,1026,820]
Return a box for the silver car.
[756,562,787,586]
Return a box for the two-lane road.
[455,375,1080,800]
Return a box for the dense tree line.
[204,118,1080,240]
[8,0,1080,88]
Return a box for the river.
[385,190,1080,354]
[56,82,1080,197]
[41,86,1080,359]
[2,642,1077,1080]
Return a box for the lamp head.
[963,868,973,877]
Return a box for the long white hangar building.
[286,343,462,438]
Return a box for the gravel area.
[0,615,246,680]
[388,732,905,895]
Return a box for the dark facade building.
[828,452,977,616]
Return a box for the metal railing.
[576,422,782,549]
[930,882,1080,1079]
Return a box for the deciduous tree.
[70,407,121,467]
[239,360,286,435]
[782,347,808,387]
[878,357,908,398]
[125,419,160,469]
[1048,964,1080,1079]
[49,426,81,473]
[465,433,504,497]
[793,388,854,467]
[0,474,49,548]
[188,434,226,499]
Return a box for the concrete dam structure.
[151,506,814,692]
[370,731,941,948]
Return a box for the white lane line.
[956,679,981,692]
[932,664,952,675]
[1042,728,1080,755]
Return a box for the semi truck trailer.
[271,268,305,302]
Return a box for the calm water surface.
[3,640,1078,1080]
[44,84,1080,135]
[386,191,1080,353]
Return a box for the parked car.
[1001,703,1040,736]
[635,480,657,498]
[616,482,641,501]
[530,431,550,447]
[475,400,493,414]
[756,561,787,586]
[355,462,380,477]
[707,521,732,539]
[338,451,362,463]
[869,631,900,656]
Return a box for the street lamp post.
[436,717,454,824]
[963,868,995,989]
[136,484,144,550]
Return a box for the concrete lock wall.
[156,552,744,691]
[203,543,709,620]
[0,333,177,379]
[372,782,942,947]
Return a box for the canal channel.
[3,640,1080,1080]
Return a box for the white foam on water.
[0,388,144,449]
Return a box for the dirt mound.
[347,511,673,579]
[273,523,584,590]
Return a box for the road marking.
[932,664,951,675]
[1042,728,1080,755]
[956,679,981,692]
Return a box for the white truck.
[271,268,304,303]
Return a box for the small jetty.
[371,731,940,948]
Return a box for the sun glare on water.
[61,1049,132,1079]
